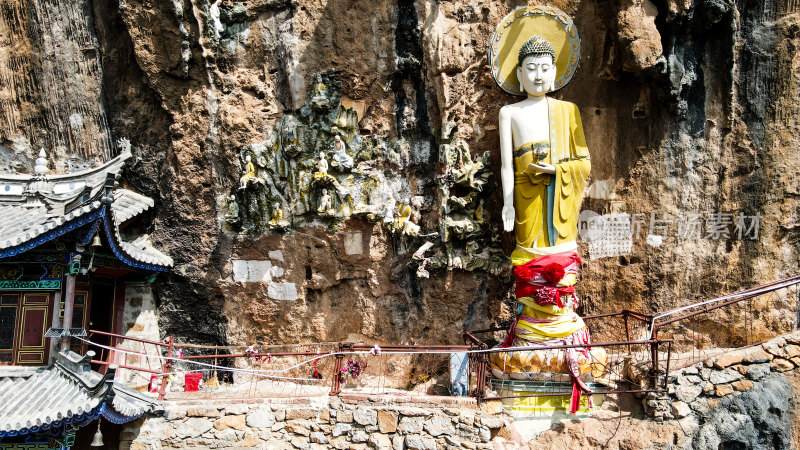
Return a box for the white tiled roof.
[0,351,158,436]
[0,202,102,250]
[119,234,174,268]
[0,155,172,269]
[112,189,155,225]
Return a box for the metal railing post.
[158,335,174,401]
[330,343,350,396]
[624,312,632,353]
[664,341,672,390]
[649,340,659,390]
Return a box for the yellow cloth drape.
[515,298,585,340]
[510,99,590,266]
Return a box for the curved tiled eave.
[0,368,104,437]
[0,206,105,259]
[101,205,173,271]
[0,202,172,272]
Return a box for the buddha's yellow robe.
[511,99,590,266]
[493,100,600,380]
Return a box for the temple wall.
[116,283,163,388]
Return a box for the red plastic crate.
[184,372,202,392]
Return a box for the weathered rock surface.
[691,377,794,449]
[0,0,794,360]
[4,2,800,448]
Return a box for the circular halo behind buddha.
[489,6,581,95]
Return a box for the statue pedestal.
[494,380,607,440]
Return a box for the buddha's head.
[516,35,556,97]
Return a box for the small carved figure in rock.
[412,241,435,279]
[282,116,301,159]
[318,189,332,214]
[393,198,420,236]
[313,152,329,179]
[393,198,411,230]
[284,117,297,145]
[445,216,475,238]
[330,135,353,170]
[400,104,416,130]
[310,74,330,108]
[268,202,289,228]
[410,196,423,223]
[239,155,258,189]
[382,196,396,223]
[224,194,239,223]
[452,142,483,187]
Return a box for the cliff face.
[0,0,114,172]
[0,0,798,349]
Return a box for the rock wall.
[0,0,115,171]
[121,396,518,449]
[1,0,799,353]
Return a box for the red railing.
[70,275,799,405]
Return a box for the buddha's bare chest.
[509,104,550,146]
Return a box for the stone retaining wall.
[646,331,800,449]
[122,395,517,449]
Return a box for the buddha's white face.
[517,55,556,97]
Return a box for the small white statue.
[227,195,239,216]
[310,74,330,108]
[318,189,332,214]
[382,196,396,223]
[410,196,423,223]
[331,135,353,170]
[313,152,329,180]
[224,194,239,223]
[393,198,420,236]
[268,202,289,228]
[239,155,258,189]
[284,117,297,145]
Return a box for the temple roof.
[0,351,159,437]
[0,146,173,271]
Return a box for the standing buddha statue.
[488,7,606,414]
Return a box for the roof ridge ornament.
[33,148,49,178]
